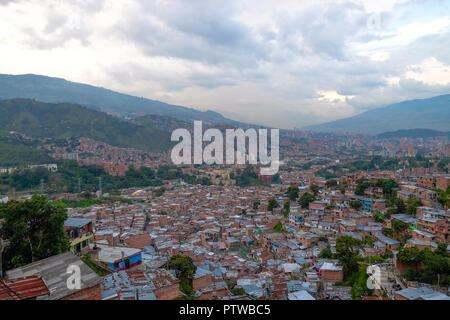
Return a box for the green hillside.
[133,114,191,132]
[0,73,232,124]
[0,99,173,152]
[0,133,54,167]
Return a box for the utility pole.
[40,179,44,194]
[78,178,82,194]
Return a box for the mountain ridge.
[0,98,173,153]
[0,73,238,125]
[303,94,450,134]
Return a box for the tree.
[363,236,374,247]
[385,207,397,217]
[231,287,245,296]
[392,219,407,233]
[406,199,422,216]
[326,179,337,188]
[435,242,448,257]
[287,186,299,201]
[319,245,334,259]
[267,198,279,212]
[395,198,406,214]
[272,173,281,184]
[336,236,363,279]
[0,195,69,270]
[383,249,393,259]
[373,212,384,223]
[283,201,290,218]
[349,265,371,300]
[273,222,283,232]
[310,184,320,196]
[155,187,166,197]
[253,200,260,210]
[397,247,450,286]
[436,187,450,208]
[298,192,315,208]
[355,180,371,196]
[167,255,197,295]
[349,200,361,210]
[374,179,398,198]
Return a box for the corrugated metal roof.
[0,276,49,300]
[64,218,92,228]
[6,252,102,300]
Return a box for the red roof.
[0,276,49,300]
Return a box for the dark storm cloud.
[116,0,268,69]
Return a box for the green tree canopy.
[273,221,283,232]
[318,245,334,259]
[167,254,197,281]
[326,179,338,188]
[267,198,279,212]
[167,254,197,295]
[0,195,70,270]
[349,200,361,210]
[287,185,299,201]
[336,236,363,279]
[298,192,315,208]
[310,184,320,196]
[406,199,422,216]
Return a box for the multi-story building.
[64,218,94,255]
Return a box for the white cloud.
[0,0,449,129]
[318,90,355,103]
[405,57,450,86]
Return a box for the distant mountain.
[377,128,450,139]
[0,73,238,125]
[0,99,172,152]
[303,94,450,134]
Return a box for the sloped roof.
[64,218,92,228]
[0,276,49,300]
[6,251,102,300]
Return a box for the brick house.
[124,232,151,248]
[295,232,320,248]
[193,267,214,291]
[319,261,344,283]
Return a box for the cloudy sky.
[0,0,449,128]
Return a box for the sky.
[0,0,449,129]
